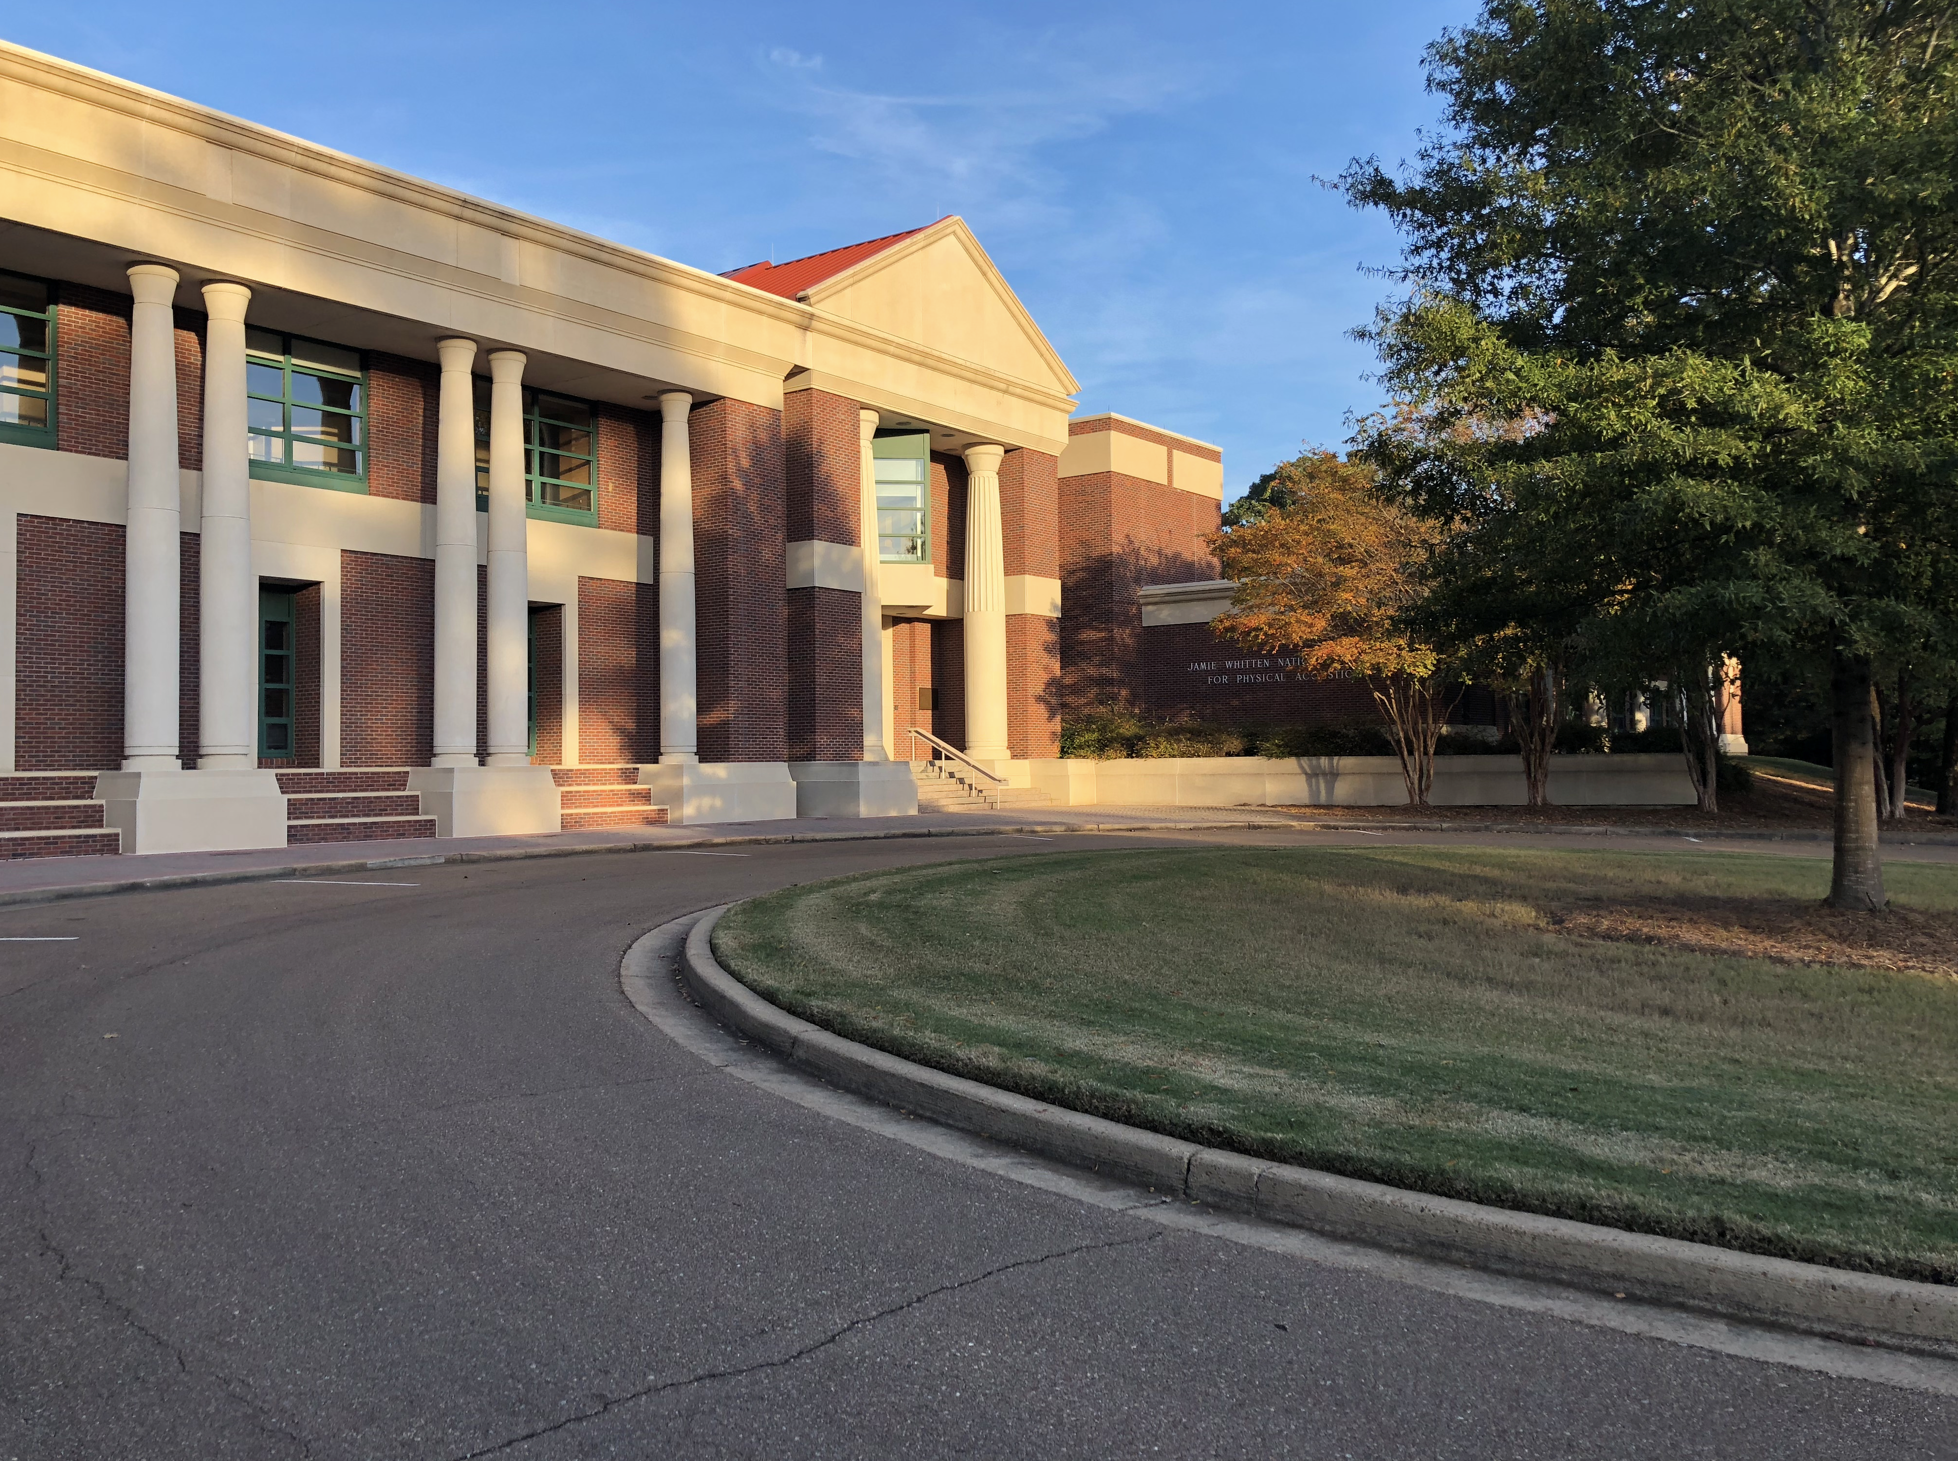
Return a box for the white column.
[485,349,529,767]
[658,390,698,764]
[961,443,1010,762]
[123,264,182,771]
[196,282,254,769]
[858,409,888,760]
[432,337,479,766]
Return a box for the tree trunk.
[1371,676,1457,808]
[1938,688,1958,816]
[1677,666,1720,815]
[1506,664,1558,807]
[1828,650,1885,910]
[1888,667,1912,823]
[1871,682,1891,822]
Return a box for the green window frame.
[0,271,56,450]
[873,431,930,563]
[260,589,296,758]
[473,383,599,526]
[246,330,367,491]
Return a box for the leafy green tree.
[1346,0,1958,908]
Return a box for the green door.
[259,589,295,758]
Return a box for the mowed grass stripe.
[712,846,1958,1283]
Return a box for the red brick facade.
[691,398,787,763]
[366,353,439,504]
[595,405,660,538]
[178,531,199,766]
[292,582,323,768]
[340,550,433,767]
[784,388,862,545]
[16,515,124,771]
[530,603,563,765]
[1006,614,1061,758]
[577,576,659,765]
[785,587,862,761]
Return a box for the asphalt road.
[3,829,1954,1459]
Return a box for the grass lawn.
[713,847,1958,1283]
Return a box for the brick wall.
[292,582,323,768]
[366,352,438,504]
[785,587,862,761]
[51,285,205,468]
[578,576,660,766]
[530,603,563,765]
[16,515,123,771]
[1139,620,1379,724]
[784,388,862,544]
[178,532,199,766]
[1059,471,1222,717]
[340,549,433,767]
[691,398,786,763]
[890,618,933,755]
[999,448,1060,580]
[934,453,966,582]
[595,405,660,537]
[930,618,967,752]
[1006,614,1061,758]
[476,565,488,762]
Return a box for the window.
[0,272,55,449]
[246,330,365,489]
[260,590,295,758]
[473,383,598,525]
[873,431,930,562]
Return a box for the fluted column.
[961,443,1010,762]
[123,264,182,771]
[658,390,698,764]
[485,350,529,767]
[858,408,888,761]
[432,337,479,766]
[195,282,255,769]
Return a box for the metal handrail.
[906,727,1006,785]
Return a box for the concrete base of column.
[406,765,561,838]
[429,751,479,769]
[94,768,288,855]
[787,761,920,819]
[1717,734,1750,755]
[639,762,797,825]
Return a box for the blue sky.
[7,1,1476,501]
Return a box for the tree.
[1207,451,1457,805]
[1345,0,1958,908]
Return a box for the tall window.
[0,272,55,450]
[473,383,598,524]
[873,431,930,562]
[246,331,366,489]
[260,589,295,758]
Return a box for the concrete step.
[0,827,122,859]
[0,800,107,832]
[287,793,422,819]
[560,785,652,810]
[0,774,100,802]
[560,805,669,831]
[277,770,411,795]
[287,815,438,845]
[551,766,640,788]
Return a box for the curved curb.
[681,905,1958,1359]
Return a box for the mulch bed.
[1549,897,1958,979]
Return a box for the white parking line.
[665,851,750,858]
[0,936,77,941]
[276,879,420,887]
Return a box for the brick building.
[0,40,1255,857]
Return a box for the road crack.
[451,1229,1164,1459]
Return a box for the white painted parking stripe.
[665,851,750,858]
[0,936,78,941]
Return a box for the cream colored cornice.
[0,41,809,330]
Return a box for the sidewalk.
[0,804,1308,906]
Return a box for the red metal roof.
[721,226,926,300]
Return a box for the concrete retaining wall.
[1027,752,1695,808]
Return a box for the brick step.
[0,828,122,860]
[0,801,107,832]
[287,793,423,819]
[276,770,411,795]
[560,785,652,810]
[551,766,641,788]
[287,816,438,846]
[560,806,669,832]
[0,774,99,802]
